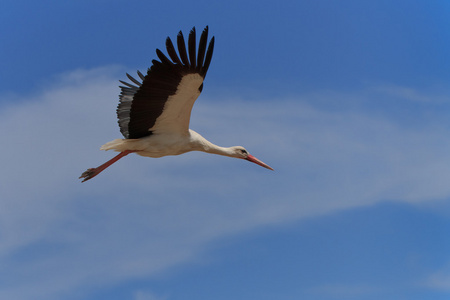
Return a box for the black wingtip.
[156,48,174,66]
[197,26,209,71]
[188,27,197,69]
[201,35,215,77]
[177,30,189,66]
[166,37,182,65]
[137,70,145,81]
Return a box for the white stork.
[80,26,273,182]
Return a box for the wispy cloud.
[424,263,450,291]
[1,67,450,299]
[372,84,450,103]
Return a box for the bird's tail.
[100,139,126,151]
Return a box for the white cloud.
[424,263,450,291]
[1,67,450,300]
[372,84,450,103]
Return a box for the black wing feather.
[156,49,174,66]
[177,31,190,66]
[197,26,208,72]
[188,27,196,69]
[119,80,139,89]
[165,37,182,65]
[116,26,215,139]
[201,36,215,77]
[137,70,145,81]
[126,73,142,86]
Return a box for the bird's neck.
[189,130,235,157]
[203,143,234,157]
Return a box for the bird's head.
[230,146,274,171]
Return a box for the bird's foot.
[79,150,135,182]
[79,168,99,182]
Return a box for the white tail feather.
[100,139,126,151]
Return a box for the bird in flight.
[80,26,273,182]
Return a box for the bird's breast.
[132,133,196,158]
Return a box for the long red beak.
[245,154,274,171]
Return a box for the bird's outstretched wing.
[117,26,215,139]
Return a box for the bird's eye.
[240,149,247,154]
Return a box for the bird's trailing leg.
[79,150,136,182]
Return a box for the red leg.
[79,150,136,182]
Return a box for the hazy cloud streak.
[1,68,450,299]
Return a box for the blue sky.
[1,1,450,300]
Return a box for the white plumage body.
[100,129,218,158]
